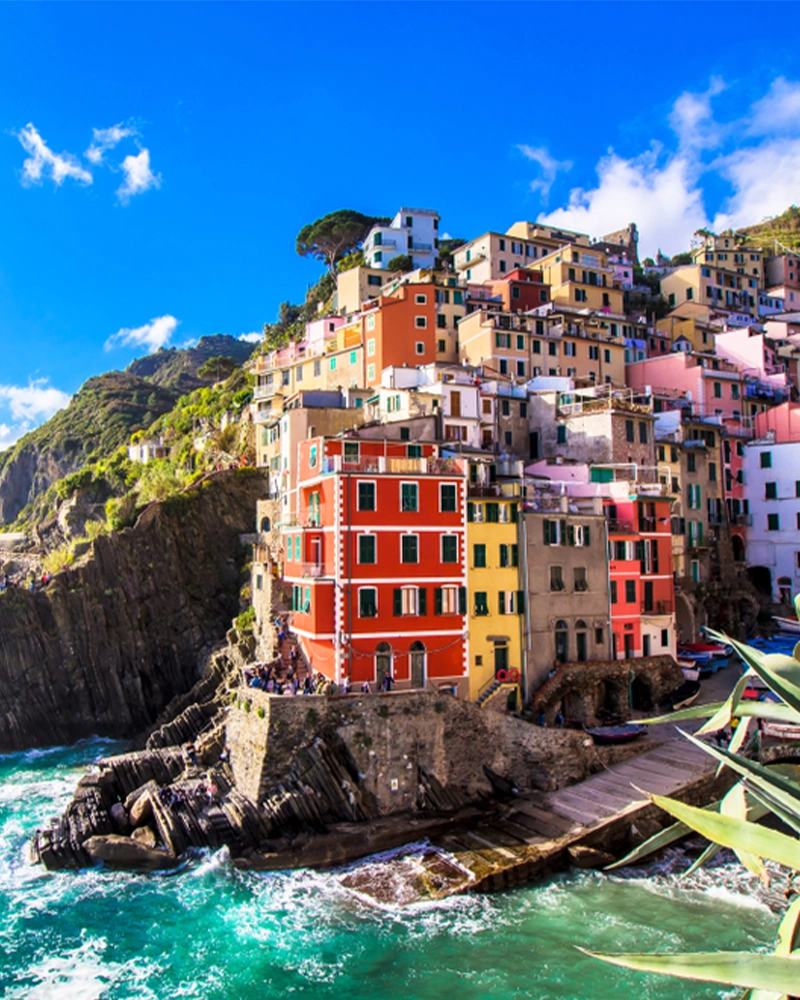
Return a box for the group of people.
[0,571,52,593]
[245,661,304,695]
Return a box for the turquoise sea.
[0,740,781,999]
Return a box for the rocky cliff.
[0,469,266,752]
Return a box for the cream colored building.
[535,245,625,315]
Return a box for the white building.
[363,208,440,271]
[743,432,800,602]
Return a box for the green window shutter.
[635,540,645,562]
[512,544,518,567]
[498,591,506,614]
[434,588,442,615]
[499,544,508,567]
[394,589,402,616]
[467,502,474,522]
[510,503,518,523]
[517,590,525,614]
[560,519,567,545]
[487,503,499,522]
[418,587,427,616]
[474,544,486,568]
[584,525,590,546]
[543,519,551,544]
[567,524,575,546]
[459,587,467,615]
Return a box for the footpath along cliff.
[0,469,266,752]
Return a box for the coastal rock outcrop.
[0,469,266,752]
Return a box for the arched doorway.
[555,620,568,663]
[375,643,392,689]
[747,565,772,597]
[575,620,588,662]
[675,592,695,644]
[631,673,654,711]
[260,516,271,533]
[778,576,792,606]
[410,641,426,688]
[731,535,745,562]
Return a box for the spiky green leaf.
[721,781,766,879]
[698,672,751,735]
[581,949,800,993]
[649,793,800,870]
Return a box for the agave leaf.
[681,840,721,878]
[580,949,800,993]
[639,702,723,726]
[795,639,800,663]
[749,893,800,998]
[738,703,800,726]
[605,819,692,869]
[728,715,752,756]
[649,793,800,870]
[721,781,767,880]
[698,673,752,735]
[794,592,800,624]
[746,784,800,838]
[679,730,800,813]
[707,628,763,664]
[726,639,800,714]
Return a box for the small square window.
[768,513,780,531]
[415,294,427,304]
[415,341,425,355]
[761,451,772,468]
[415,316,427,329]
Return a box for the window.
[765,481,777,500]
[473,543,486,568]
[440,483,457,512]
[499,260,507,273]
[687,452,696,473]
[359,588,377,618]
[796,481,800,498]
[574,566,588,592]
[415,293,427,304]
[367,364,376,381]
[661,628,669,647]
[294,535,302,561]
[498,591,522,615]
[374,251,382,263]
[761,451,772,468]
[401,535,419,563]
[357,481,376,511]
[441,535,458,563]
[532,340,541,354]
[595,627,604,645]
[415,316,427,329]
[575,288,587,302]
[437,315,447,330]
[550,565,564,591]
[639,422,648,444]
[469,502,484,523]
[436,585,459,614]
[713,381,722,398]
[625,579,636,603]
[313,359,322,377]
[499,359,508,375]
[768,513,780,531]
[610,580,618,604]
[358,535,376,564]
[499,544,519,567]
[604,348,611,363]
[407,444,422,458]
[625,420,635,443]
[516,360,526,378]
[394,586,420,616]
[349,351,357,365]
[367,338,376,357]
[474,592,489,616]
[329,356,337,371]
[400,482,418,512]
[438,338,446,351]
[543,518,562,545]
[557,425,567,445]
[731,383,740,400]
[548,341,558,356]
[486,502,499,523]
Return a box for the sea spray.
[0,742,781,999]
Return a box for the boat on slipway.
[772,615,800,636]
[584,723,647,745]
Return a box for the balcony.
[456,251,487,269]
[321,455,466,476]
[302,562,325,578]
[370,237,398,250]
[642,600,672,615]
[605,519,636,535]
[736,513,753,526]
[409,241,433,253]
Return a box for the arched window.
[260,516,271,533]
[555,620,568,663]
[410,641,426,688]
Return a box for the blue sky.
[2,1,800,448]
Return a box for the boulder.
[129,789,154,828]
[109,803,130,834]
[568,845,615,869]
[83,834,180,871]
[131,825,158,849]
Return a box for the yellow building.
[457,308,627,387]
[536,245,625,314]
[656,310,717,353]
[466,481,524,705]
[691,234,764,287]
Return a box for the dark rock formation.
[0,469,266,752]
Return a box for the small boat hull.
[773,616,800,635]
[585,723,646,745]
[661,680,701,711]
[761,722,800,741]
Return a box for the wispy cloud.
[105,315,179,353]
[0,379,71,449]
[85,121,139,164]
[534,76,800,257]
[238,332,262,344]
[116,148,161,204]
[517,144,572,201]
[14,123,93,187]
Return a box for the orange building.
[361,282,438,386]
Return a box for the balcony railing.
[606,518,636,535]
[302,562,325,578]
[736,513,753,526]
[321,455,466,476]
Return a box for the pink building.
[754,401,800,443]
[626,353,745,422]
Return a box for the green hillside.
[735,205,800,251]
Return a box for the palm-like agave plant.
[587,595,800,997]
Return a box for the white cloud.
[0,379,71,449]
[15,123,93,187]
[105,315,179,353]
[116,148,161,204]
[747,77,800,136]
[668,77,727,150]
[238,332,262,344]
[531,75,800,258]
[85,121,138,164]
[712,138,800,232]
[539,150,708,257]
[517,144,572,200]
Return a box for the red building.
[605,496,675,659]
[283,437,469,693]
[489,268,550,312]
